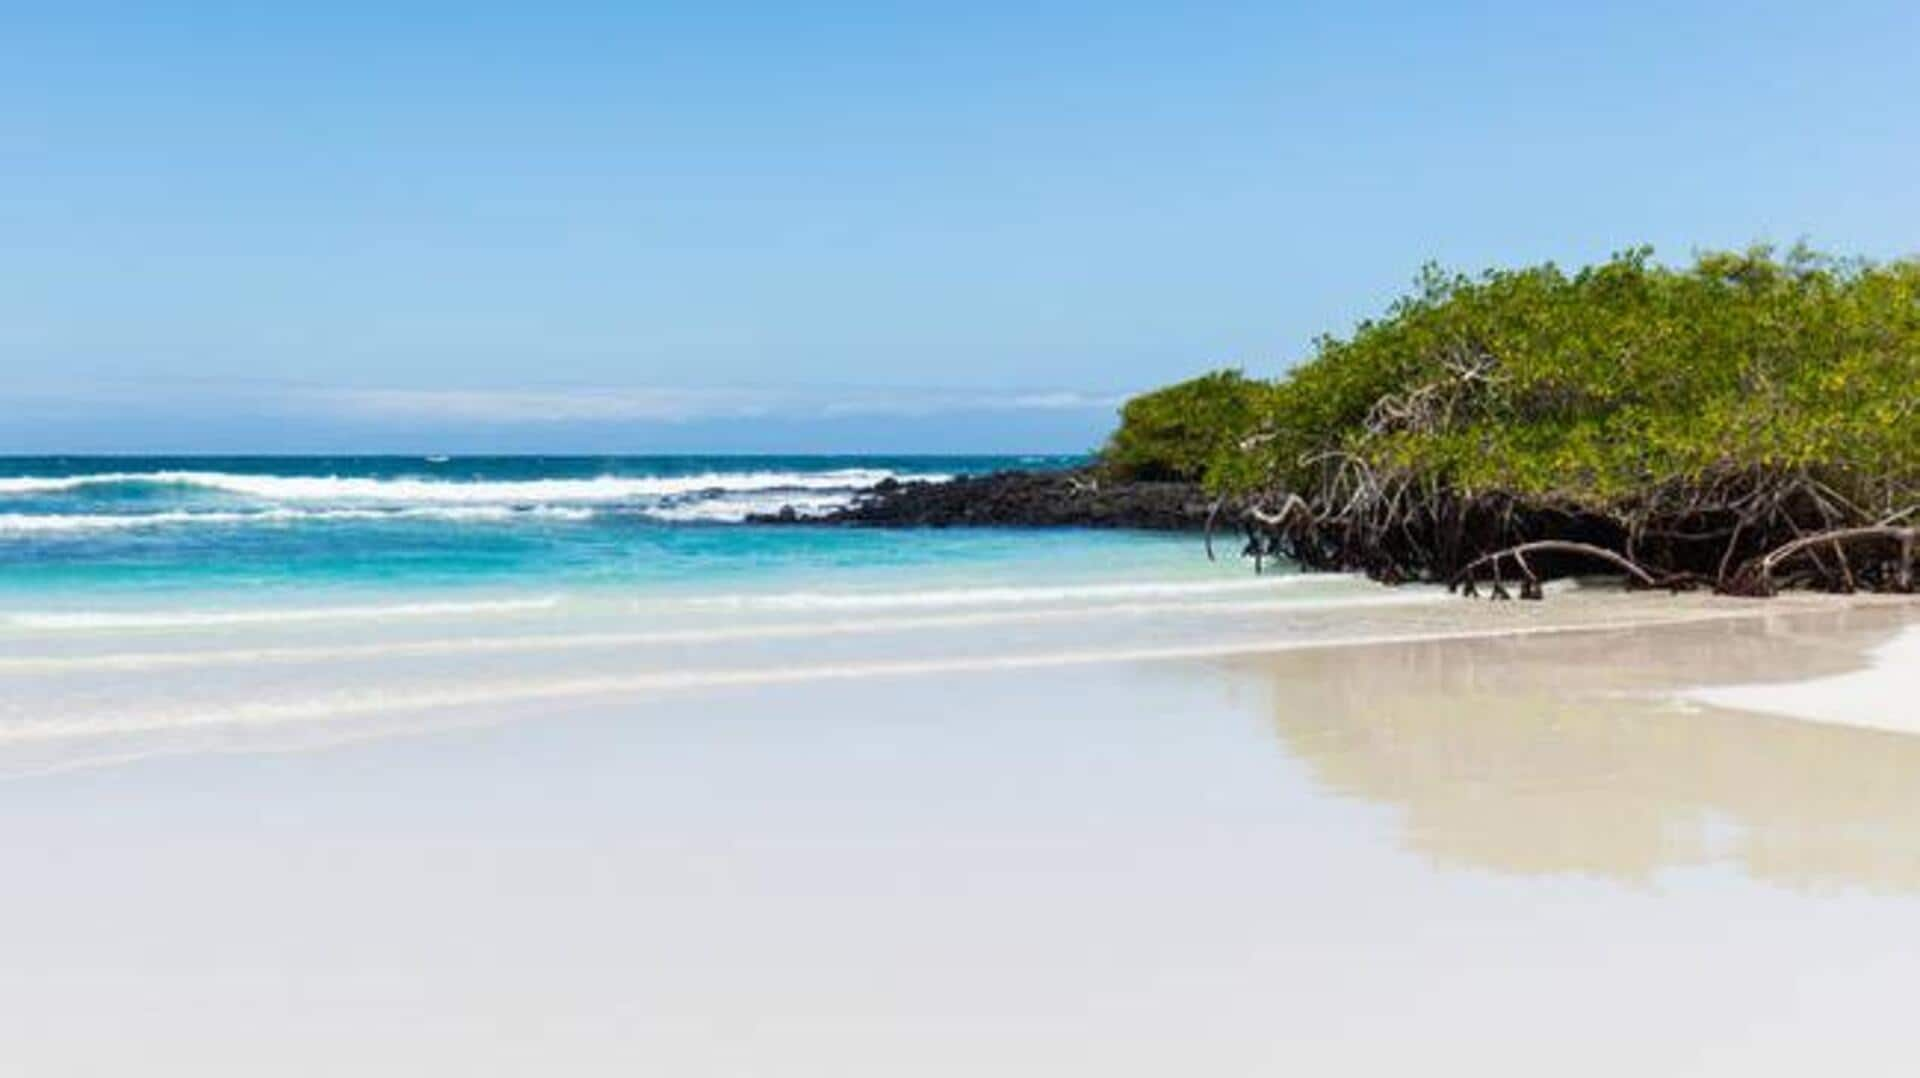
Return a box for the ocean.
[0,455,1078,599]
[0,454,1455,776]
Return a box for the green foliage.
[1101,369,1270,481]
[1110,247,1920,509]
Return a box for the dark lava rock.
[748,469,1222,531]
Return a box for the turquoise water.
[0,454,1448,780]
[0,455,1223,607]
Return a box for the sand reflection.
[1254,605,1920,892]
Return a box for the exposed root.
[1225,464,1918,600]
[1725,526,1920,597]
[1451,541,1662,593]
[1203,496,1225,562]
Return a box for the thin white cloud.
[328,387,777,423]
[319,385,1128,424]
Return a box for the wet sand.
[2,594,1916,1075]
[1248,600,1920,891]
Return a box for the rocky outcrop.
[750,470,1220,530]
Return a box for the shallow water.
[0,454,1445,773]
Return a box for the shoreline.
[1682,611,1920,734]
[1,600,1895,744]
[757,466,1918,603]
[1,580,1912,780]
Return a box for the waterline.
[0,603,1826,744]
[0,591,1451,672]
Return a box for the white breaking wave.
[4,596,563,630]
[0,507,598,534]
[0,468,939,503]
[644,493,851,523]
[0,511,269,533]
[673,575,1331,611]
[0,495,859,533]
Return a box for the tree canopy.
[1101,369,1268,483]
[1103,247,1919,594]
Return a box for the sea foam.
[0,468,938,503]
[0,507,599,533]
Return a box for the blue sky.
[5,1,1917,453]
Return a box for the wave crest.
[0,507,604,534]
[0,468,937,503]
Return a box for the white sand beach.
[1684,614,1920,734]
[0,589,1916,1075]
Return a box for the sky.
[4,1,1918,454]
